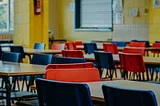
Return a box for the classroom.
[0,0,160,106]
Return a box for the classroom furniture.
[83,43,98,54]
[46,62,94,69]
[102,84,158,106]
[103,43,118,54]
[129,42,146,48]
[119,53,146,80]
[112,41,126,47]
[62,50,84,58]
[34,43,45,50]
[0,61,46,106]
[123,47,145,56]
[51,43,65,50]
[36,78,93,106]
[94,51,117,79]
[53,57,86,64]
[131,40,151,47]
[10,46,25,61]
[2,52,21,63]
[74,41,83,46]
[65,42,77,50]
[152,43,160,57]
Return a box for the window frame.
[74,0,113,32]
[0,0,14,34]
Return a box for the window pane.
[10,0,14,31]
[0,0,9,33]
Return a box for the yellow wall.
[14,0,49,48]
[30,0,49,48]
[149,0,160,42]
[14,0,30,46]
[57,0,148,42]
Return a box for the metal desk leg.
[3,76,11,106]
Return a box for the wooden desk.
[86,80,160,105]
[0,61,46,106]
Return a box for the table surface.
[86,80,160,105]
[0,61,46,76]
[2,48,62,54]
[84,54,160,65]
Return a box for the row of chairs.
[17,67,158,106]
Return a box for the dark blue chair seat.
[102,85,158,106]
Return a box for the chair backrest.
[62,50,84,58]
[34,43,46,50]
[103,43,118,54]
[119,53,146,73]
[0,46,3,59]
[65,42,77,50]
[155,41,160,43]
[83,43,98,54]
[10,46,25,58]
[94,51,115,69]
[53,57,86,64]
[74,41,83,46]
[131,40,150,47]
[123,47,145,56]
[2,52,21,63]
[31,54,54,65]
[45,68,100,82]
[102,85,158,106]
[46,62,94,70]
[111,41,126,47]
[129,42,146,47]
[152,43,160,48]
[51,43,65,50]
[36,78,93,106]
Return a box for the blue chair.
[53,56,86,64]
[102,85,158,106]
[36,78,93,106]
[31,54,54,65]
[0,46,3,60]
[112,41,126,47]
[10,46,25,61]
[94,51,117,79]
[2,52,21,63]
[34,43,45,50]
[83,43,98,54]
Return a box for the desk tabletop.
[23,48,62,54]
[86,80,160,105]
[0,61,46,76]
[84,54,160,65]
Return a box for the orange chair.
[74,41,83,46]
[46,62,94,70]
[51,43,65,50]
[123,47,145,56]
[62,50,84,58]
[103,43,118,54]
[152,43,160,57]
[65,42,77,50]
[119,53,146,80]
[129,42,146,48]
[45,68,100,82]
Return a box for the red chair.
[152,43,160,57]
[65,42,77,50]
[103,43,118,54]
[74,41,83,46]
[51,43,65,50]
[46,62,94,70]
[129,42,146,47]
[62,50,84,58]
[123,47,145,56]
[119,53,146,81]
[45,68,101,82]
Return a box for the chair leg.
[114,69,117,78]
[109,69,112,80]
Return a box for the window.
[0,0,14,33]
[75,0,113,32]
